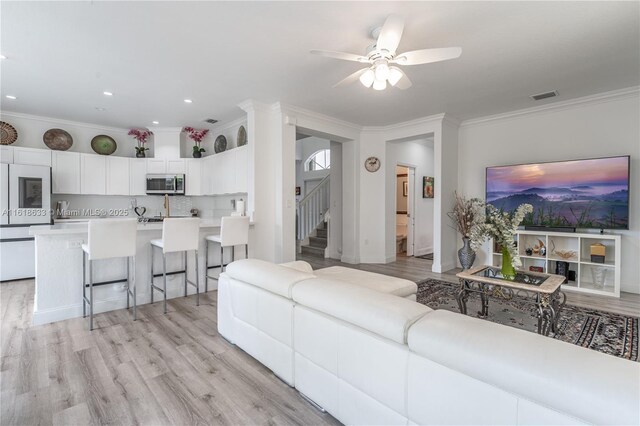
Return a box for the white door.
[0,163,8,224]
[8,164,51,224]
[52,151,80,194]
[106,156,130,195]
[80,154,106,195]
[407,168,415,256]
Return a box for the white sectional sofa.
[217,259,640,426]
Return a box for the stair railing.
[296,175,330,241]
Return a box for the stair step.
[301,245,325,257]
[309,236,327,248]
[316,229,327,238]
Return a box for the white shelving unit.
[490,230,621,297]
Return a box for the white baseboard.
[414,247,433,257]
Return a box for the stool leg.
[220,246,224,274]
[205,240,209,293]
[132,256,137,321]
[82,252,86,318]
[89,259,94,331]
[195,250,199,306]
[162,253,167,314]
[245,244,248,259]
[126,257,130,310]
[150,246,154,304]
[184,251,188,298]
[233,246,235,263]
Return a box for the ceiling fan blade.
[390,67,412,90]
[376,15,404,54]
[393,47,462,66]
[310,50,368,62]
[333,68,370,88]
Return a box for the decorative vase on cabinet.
[458,237,476,270]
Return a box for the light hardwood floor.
[298,253,640,317]
[0,279,339,426]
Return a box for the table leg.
[478,283,489,318]
[456,279,470,315]
[536,293,555,336]
[550,291,566,333]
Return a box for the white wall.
[458,91,640,294]
[329,141,343,259]
[386,139,435,258]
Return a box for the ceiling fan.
[311,15,462,91]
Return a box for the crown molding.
[362,113,446,133]
[275,102,363,132]
[0,110,129,133]
[237,99,271,113]
[460,86,640,128]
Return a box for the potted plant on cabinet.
[448,192,485,270]
[128,129,152,158]
[183,127,209,158]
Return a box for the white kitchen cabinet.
[106,156,130,195]
[234,146,248,193]
[129,159,147,196]
[146,159,166,174]
[185,159,203,196]
[0,146,14,164]
[52,151,80,194]
[167,159,186,174]
[13,147,52,167]
[80,154,106,195]
[218,150,235,194]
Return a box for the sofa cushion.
[279,260,314,274]
[314,266,417,297]
[407,309,640,426]
[292,278,431,344]
[225,259,316,298]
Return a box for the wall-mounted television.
[486,156,630,230]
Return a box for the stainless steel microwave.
[146,174,185,195]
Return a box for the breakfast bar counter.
[29,218,254,325]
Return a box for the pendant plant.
[128,129,152,155]
[183,127,209,155]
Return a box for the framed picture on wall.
[295,186,301,196]
[423,176,434,198]
[402,181,408,196]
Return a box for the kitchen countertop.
[29,217,253,236]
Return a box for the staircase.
[297,174,330,258]
[300,221,327,257]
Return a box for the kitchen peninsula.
[29,218,254,325]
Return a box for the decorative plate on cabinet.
[214,135,227,153]
[237,125,247,147]
[364,156,381,172]
[0,121,18,145]
[43,128,73,150]
[91,135,117,155]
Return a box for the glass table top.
[472,267,549,286]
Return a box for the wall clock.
[365,156,381,173]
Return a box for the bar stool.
[205,216,250,291]
[150,217,201,314]
[82,219,138,331]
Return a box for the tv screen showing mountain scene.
[486,156,630,229]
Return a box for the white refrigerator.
[0,163,51,281]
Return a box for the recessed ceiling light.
[152,121,159,125]
[5,95,17,100]
[95,107,106,111]
[0,55,6,60]
[184,99,193,103]
[103,91,113,96]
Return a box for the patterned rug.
[416,279,639,362]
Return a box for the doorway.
[396,165,415,257]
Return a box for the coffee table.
[456,266,567,336]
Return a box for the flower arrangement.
[447,192,485,238]
[471,203,534,277]
[128,129,152,157]
[183,127,209,157]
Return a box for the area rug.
[416,279,639,362]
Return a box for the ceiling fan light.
[372,79,387,91]
[374,63,390,81]
[388,68,403,86]
[359,69,375,88]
